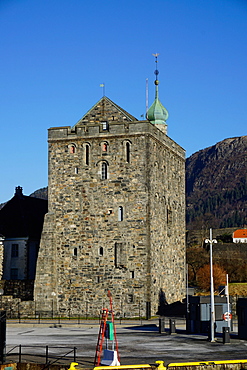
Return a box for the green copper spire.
[147,54,168,134]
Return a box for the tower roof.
[73,96,137,128]
[147,81,169,125]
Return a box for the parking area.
[5,319,247,367]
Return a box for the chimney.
[15,186,23,197]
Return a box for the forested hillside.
[186,136,247,230]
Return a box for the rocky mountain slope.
[186,136,247,229]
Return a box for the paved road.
[5,319,247,367]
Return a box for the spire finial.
[152,53,160,85]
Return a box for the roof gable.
[73,96,137,127]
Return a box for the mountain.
[29,187,48,200]
[186,136,247,230]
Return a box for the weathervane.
[152,53,160,82]
[100,83,105,97]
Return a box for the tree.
[196,264,226,291]
[186,247,208,284]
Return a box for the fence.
[6,345,77,366]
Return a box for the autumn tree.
[196,264,227,291]
[186,246,208,284]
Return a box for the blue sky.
[0,0,246,203]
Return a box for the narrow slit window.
[126,142,130,163]
[73,248,78,256]
[99,247,104,256]
[75,167,78,174]
[102,143,108,152]
[85,144,89,165]
[101,162,108,180]
[118,206,123,221]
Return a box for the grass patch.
[229,283,247,296]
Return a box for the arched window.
[102,143,108,152]
[118,206,123,221]
[126,142,130,163]
[101,162,108,180]
[69,144,76,154]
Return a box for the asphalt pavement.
[5,318,247,367]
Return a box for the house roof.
[233,229,247,238]
[72,96,138,127]
[0,186,48,239]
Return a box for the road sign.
[223,312,232,321]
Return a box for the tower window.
[75,167,78,174]
[127,294,134,303]
[126,142,130,163]
[73,248,78,257]
[102,143,108,152]
[118,206,123,221]
[11,244,19,258]
[101,162,108,180]
[102,121,108,131]
[130,271,135,279]
[69,145,76,154]
[99,247,104,256]
[85,144,90,165]
[114,242,126,268]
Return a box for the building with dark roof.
[0,186,47,282]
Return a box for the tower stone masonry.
[34,91,186,318]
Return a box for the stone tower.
[34,76,186,318]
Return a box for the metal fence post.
[19,344,22,363]
[45,345,49,364]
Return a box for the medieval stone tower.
[34,71,186,318]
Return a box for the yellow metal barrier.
[168,359,247,367]
[94,365,153,370]
[94,360,166,370]
[70,359,247,370]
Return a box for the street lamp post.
[205,228,217,342]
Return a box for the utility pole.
[205,228,217,342]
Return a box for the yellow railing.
[69,359,247,370]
